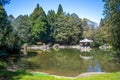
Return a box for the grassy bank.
[0,70,120,80]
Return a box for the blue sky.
[4,0,104,24]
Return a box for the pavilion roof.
[80,38,93,43]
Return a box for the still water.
[18,49,120,76]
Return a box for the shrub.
[0,61,7,69]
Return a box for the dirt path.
[77,72,106,77]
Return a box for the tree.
[97,19,111,44]
[54,14,67,44]
[82,18,97,39]
[57,4,63,16]
[47,10,56,43]
[54,13,82,45]
[8,14,15,23]
[30,4,48,43]
[103,0,120,51]
[0,4,12,45]
[0,4,20,57]
[71,13,80,23]
[11,15,31,45]
[67,13,83,44]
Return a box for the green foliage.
[0,4,13,46]
[103,0,120,51]
[15,70,31,75]
[93,19,111,48]
[57,4,63,16]
[90,41,102,48]
[30,4,49,43]
[54,13,82,45]
[2,4,101,46]
[47,10,56,43]
[7,4,101,46]
[82,18,97,39]
[0,70,31,80]
[11,15,31,45]
[0,61,7,69]
[81,18,110,48]
[47,10,56,31]
[0,4,20,57]
[29,4,83,45]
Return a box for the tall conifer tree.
[0,4,12,45]
[11,15,31,45]
[47,10,56,43]
[57,4,63,16]
[30,4,48,43]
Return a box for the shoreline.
[7,68,107,78]
[31,71,107,78]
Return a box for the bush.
[90,41,102,48]
[0,61,7,69]
[15,69,31,75]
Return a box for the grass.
[0,69,31,80]
[0,70,120,80]
[75,72,120,80]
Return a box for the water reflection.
[87,61,101,72]
[80,55,93,60]
[18,49,120,76]
[80,48,92,52]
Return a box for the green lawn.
[0,70,120,80]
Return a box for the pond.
[17,48,120,77]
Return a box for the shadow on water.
[18,51,40,70]
[24,52,38,57]
[111,50,120,64]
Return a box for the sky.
[4,0,104,24]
